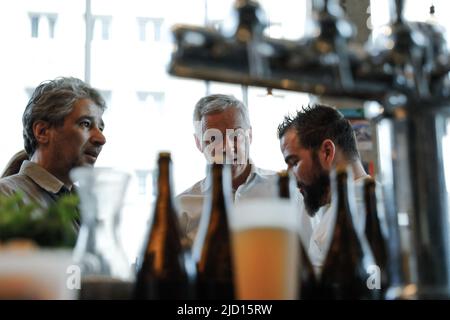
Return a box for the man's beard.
[300,167,330,217]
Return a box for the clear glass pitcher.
[70,167,133,299]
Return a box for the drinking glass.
[230,172,301,300]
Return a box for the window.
[30,15,39,38]
[29,13,58,39]
[135,169,152,195]
[48,15,57,38]
[137,18,163,42]
[91,15,112,40]
[136,91,165,109]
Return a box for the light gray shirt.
[0,160,71,209]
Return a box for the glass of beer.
[230,172,301,300]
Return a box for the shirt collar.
[19,160,70,194]
[199,162,257,193]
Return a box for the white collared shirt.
[176,164,314,250]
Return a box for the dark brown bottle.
[277,170,318,300]
[319,165,377,299]
[192,163,234,299]
[364,177,389,295]
[134,152,194,299]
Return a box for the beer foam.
[231,199,299,232]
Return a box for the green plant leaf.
[0,192,79,248]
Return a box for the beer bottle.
[364,177,389,295]
[299,242,319,299]
[319,165,377,299]
[192,163,234,299]
[278,170,318,300]
[134,152,194,299]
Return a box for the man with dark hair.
[277,104,369,272]
[0,77,107,209]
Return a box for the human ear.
[32,121,51,145]
[319,139,335,169]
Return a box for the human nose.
[291,166,301,182]
[91,127,106,146]
[223,134,235,153]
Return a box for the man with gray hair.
[176,93,274,248]
[0,77,107,210]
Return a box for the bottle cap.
[158,151,171,159]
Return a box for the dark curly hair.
[277,104,360,161]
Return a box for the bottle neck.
[364,179,384,237]
[364,180,377,218]
[157,159,172,200]
[154,157,175,221]
[331,168,357,228]
[278,174,290,199]
[209,164,228,207]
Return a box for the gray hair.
[22,77,106,156]
[193,94,251,134]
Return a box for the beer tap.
[365,0,431,100]
[169,0,270,85]
[168,1,450,298]
[306,0,355,90]
[368,0,450,299]
[229,0,270,78]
